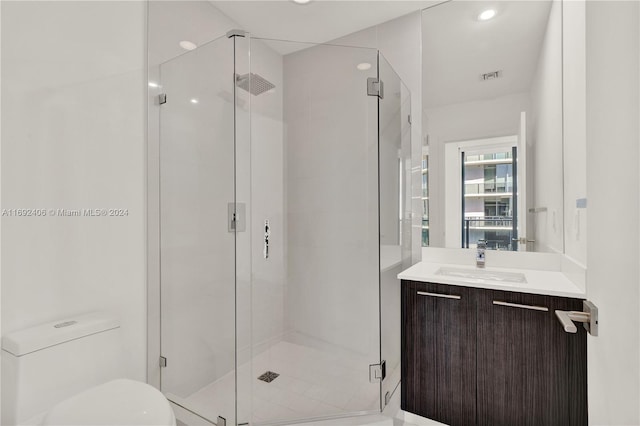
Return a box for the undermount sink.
[435,267,527,284]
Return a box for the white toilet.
[1,312,175,426]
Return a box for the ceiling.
[422,0,553,109]
[212,0,440,54]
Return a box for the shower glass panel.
[154,32,411,426]
[158,35,236,424]
[234,34,253,426]
[378,55,413,405]
[242,38,381,424]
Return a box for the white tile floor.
[174,384,445,426]
[289,389,447,426]
[170,340,447,426]
[171,340,380,425]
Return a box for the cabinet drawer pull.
[417,291,461,300]
[493,300,549,312]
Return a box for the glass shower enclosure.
[150,32,412,425]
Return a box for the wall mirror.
[421,0,564,253]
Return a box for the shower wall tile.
[244,38,286,364]
[283,42,380,361]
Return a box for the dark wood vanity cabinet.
[401,281,477,426]
[476,290,587,426]
[401,281,587,426]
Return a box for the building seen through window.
[462,150,516,250]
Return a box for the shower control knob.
[264,220,270,259]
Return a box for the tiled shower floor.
[170,340,380,425]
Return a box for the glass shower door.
[243,38,382,424]
[378,53,412,407]
[158,35,236,424]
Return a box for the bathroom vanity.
[399,262,588,426]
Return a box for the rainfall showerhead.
[235,73,276,96]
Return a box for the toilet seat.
[40,379,176,426]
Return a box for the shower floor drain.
[257,371,279,383]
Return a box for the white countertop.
[398,261,586,298]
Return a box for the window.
[461,148,517,250]
[422,153,429,246]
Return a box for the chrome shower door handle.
[263,220,270,259]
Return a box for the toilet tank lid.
[2,312,120,357]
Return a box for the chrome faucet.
[476,240,486,268]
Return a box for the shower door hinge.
[158,93,167,105]
[228,202,246,232]
[159,356,167,368]
[367,78,384,99]
[369,360,386,382]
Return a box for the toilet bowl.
[41,379,175,426]
[1,312,176,426]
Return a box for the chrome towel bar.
[555,300,598,336]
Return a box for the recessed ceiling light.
[292,0,312,4]
[190,98,199,104]
[357,62,372,71]
[179,40,197,51]
[148,81,160,88]
[478,9,497,21]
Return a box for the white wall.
[563,1,587,267]
[148,1,239,67]
[530,0,564,255]
[1,0,147,384]
[585,1,640,424]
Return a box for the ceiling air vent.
[480,70,502,81]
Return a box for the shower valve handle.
[264,220,270,259]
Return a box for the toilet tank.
[1,312,124,425]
